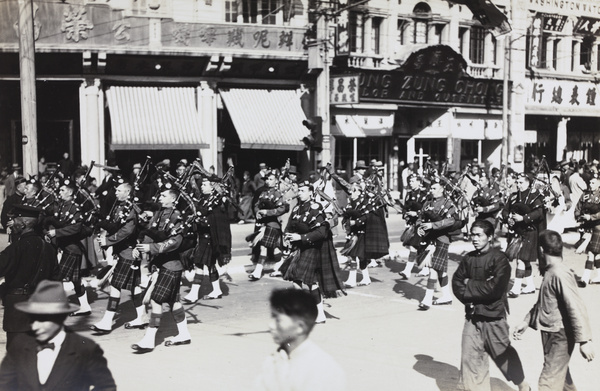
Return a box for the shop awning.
[106,86,208,150]
[219,88,308,150]
[332,113,394,138]
[333,115,366,138]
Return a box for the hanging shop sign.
[525,79,600,109]
[528,0,600,18]
[0,2,307,55]
[538,13,568,32]
[342,45,503,108]
[330,74,360,105]
[574,17,600,36]
[529,15,543,68]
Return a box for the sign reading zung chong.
[351,45,503,108]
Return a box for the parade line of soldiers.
[1,155,599,355]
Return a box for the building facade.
[1,0,598,187]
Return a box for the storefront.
[332,45,504,190]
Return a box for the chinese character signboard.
[526,79,600,110]
[538,13,568,32]
[330,75,359,105]
[574,17,600,36]
[343,45,503,109]
[529,15,543,68]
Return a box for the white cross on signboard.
[415,147,429,175]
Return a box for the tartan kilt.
[365,210,389,259]
[511,229,538,262]
[151,268,182,305]
[586,230,600,254]
[341,233,365,260]
[110,257,141,291]
[400,225,416,247]
[259,226,282,249]
[416,240,449,272]
[193,235,214,268]
[283,247,320,286]
[59,251,82,284]
[318,238,345,298]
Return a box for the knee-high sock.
[345,270,357,285]
[359,266,371,283]
[252,263,264,277]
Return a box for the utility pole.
[18,0,38,177]
[315,10,331,167]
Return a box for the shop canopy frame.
[219,88,308,151]
[106,86,208,150]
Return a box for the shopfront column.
[79,79,104,181]
[572,39,581,72]
[591,41,599,72]
[546,37,555,69]
[557,117,569,162]
[198,81,217,171]
[461,28,471,60]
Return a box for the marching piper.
[90,182,146,333]
[280,181,345,323]
[248,170,287,281]
[44,179,92,316]
[399,174,429,279]
[502,173,545,298]
[574,172,600,287]
[131,186,191,352]
[183,174,232,302]
[413,177,458,310]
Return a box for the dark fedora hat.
[15,280,80,315]
[354,160,368,170]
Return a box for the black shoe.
[398,272,409,280]
[70,310,91,317]
[124,322,149,330]
[248,274,261,281]
[131,344,154,353]
[577,280,588,288]
[165,339,191,347]
[418,302,430,311]
[89,325,112,334]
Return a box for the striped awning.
[219,88,308,150]
[106,86,208,150]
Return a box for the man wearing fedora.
[0,280,116,390]
[3,163,21,198]
[0,204,60,348]
[350,160,368,185]
[1,177,26,238]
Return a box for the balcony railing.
[342,52,385,69]
[467,63,502,78]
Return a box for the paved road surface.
[0,214,599,390]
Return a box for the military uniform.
[574,186,600,286]
[471,183,502,226]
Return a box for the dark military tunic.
[0,231,60,333]
[574,188,600,254]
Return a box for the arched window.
[412,3,431,44]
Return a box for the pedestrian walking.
[513,229,594,391]
[452,220,530,391]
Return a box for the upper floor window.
[372,17,382,55]
[225,0,238,23]
[231,0,280,24]
[470,26,485,64]
[412,2,431,44]
[349,12,364,53]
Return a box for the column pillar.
[79,79,105,181]
[546,37,555,69]
[484,32,493,76]
[462,28,471,60]
[556,117,569,162]
[363,15,373,67]
[591,41,599,72]
[572,39,581,72]
[198,81,218,171]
